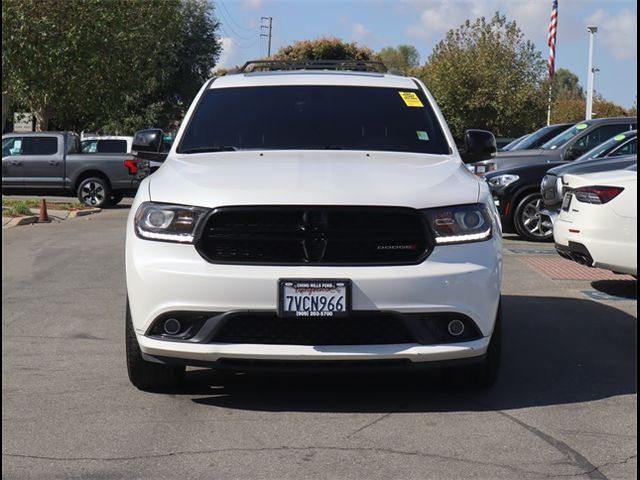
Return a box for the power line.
[218,0,259,32]
[219,25,259,50]
[217,9,260,41]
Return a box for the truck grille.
[195,206,431,265]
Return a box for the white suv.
[125,61,503,391]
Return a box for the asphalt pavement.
[2,206,637,480]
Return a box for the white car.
[125,61,503,392]
[554,165,637,276]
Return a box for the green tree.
[2,0,221,133]
[551,68,584,100]
[550,92,629,124]
[271,37,373,62]
[376,44,420,73]
[94,0,222,133]
[417,13,547,139]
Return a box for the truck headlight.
[487,174,519,188]
[421,203,493,244]
[134,202,208,243]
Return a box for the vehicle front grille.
[195,206,431,265]
[211,312,415,345]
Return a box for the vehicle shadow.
[591,279,637,300]
[178,295,636,413]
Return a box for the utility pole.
[585,26,598,120]
[261,17,273,57]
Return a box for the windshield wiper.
[180,146,238,154]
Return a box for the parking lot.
[2,203,636,480]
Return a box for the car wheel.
[125,301,185,392]
[513,193,554,242]
[108,192,124,206]
[77,177,111,208]
[444,302,501,389]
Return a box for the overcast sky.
[214,0,637,109]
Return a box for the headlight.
[421,203,493,245]
[487,174,519,188]
[555,176,564,199]
[134,202,208,243]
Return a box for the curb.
[68,208,101,218]
[5,215,39,228]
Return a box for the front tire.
[125,301,185,392]
[77,177,111,208]
[445,302,501,389]
[513,193,554,242]
[108,192,124,206]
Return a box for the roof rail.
[239,59,389,74]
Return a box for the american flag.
[547,0,558,78]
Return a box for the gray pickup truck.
[2,131,141,207]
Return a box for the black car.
[471,117,636,175]
[501,123,573,152]
[485,148,637,242]
[540,130,637,215]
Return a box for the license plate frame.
[278,279,352,318]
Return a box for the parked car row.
[476,117,636,241]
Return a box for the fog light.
[447,319,465,336]
[163,318,182,335]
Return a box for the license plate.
[562,192,572,211]
[278,280,351,318]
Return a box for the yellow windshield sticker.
[614,134,626,141]
[416,131,429,140]
[399,91,424,107]
[576,123,588,130]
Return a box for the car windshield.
[541,122,592,150]
[500,134,529,151]
[178,85,450,155]
[540,122,589,150]
[575,131,637,162]
[511,125,566,150]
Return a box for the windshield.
[541,122,592,150]
[575,131,637,162]
[178,85,450,154]
[511,125,566,150]
[501,134,529,151]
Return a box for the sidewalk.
[2,206,100,228]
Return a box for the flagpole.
[546,0,558,126]
[546,81,553,126]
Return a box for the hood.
[549,156,637,177]
[481,148,563,172]
[495,149,546,158]
[148,150,480,209]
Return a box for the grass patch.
[3,198,40,208]
[2,197,84,211]
[3,202,33,217]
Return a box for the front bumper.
[126,209,502,365]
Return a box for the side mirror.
[132,129,164,153]
[461,129,497,163]
[565,145,586,161]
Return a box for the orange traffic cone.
[38,198,50,223]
